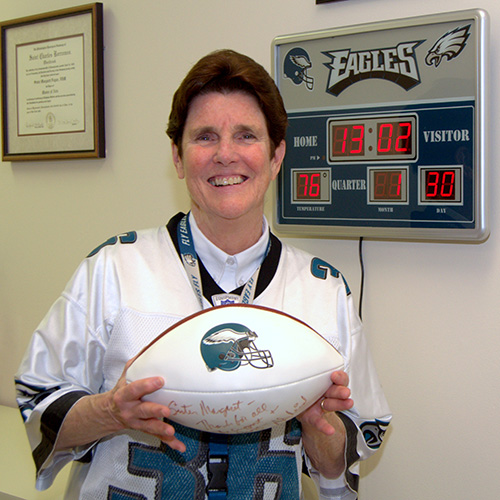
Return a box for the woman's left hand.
[297,370,354,435]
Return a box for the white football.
[126,303,343,434]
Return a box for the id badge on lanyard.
[177,213,268,499]
[177,213,265,309]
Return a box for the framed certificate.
[1,3,104,161]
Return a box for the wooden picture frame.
[1,3,104,161]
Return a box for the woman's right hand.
[55,359,186,453]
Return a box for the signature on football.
[166,395,309,432]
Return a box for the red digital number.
[351,125,364,154]
[297,173,321,199]
[425,170,456,200]
[377,121,412,155]
[377,124,393,153]
[332,124,365,156]
[395,122,412,152]
[373,170,402,200]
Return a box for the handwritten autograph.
[167,394,309,432]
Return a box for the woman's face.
[172,91,285,228]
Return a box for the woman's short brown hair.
[166,49,288,156]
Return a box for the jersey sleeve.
[14,254,116,490]
[305,279,392,500]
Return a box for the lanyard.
[177,213,266,309]
[179,213,274,498]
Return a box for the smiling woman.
[15,49,390,500]
[171,91,285,254]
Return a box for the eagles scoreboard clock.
[272,9,489,242]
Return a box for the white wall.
[1,0,499,498]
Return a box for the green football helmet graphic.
[201,322,274,372]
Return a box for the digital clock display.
[328,114,417,163]
[419,166,463,204]
[292,168,331,203]
[368,167,408,204]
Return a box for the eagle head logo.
[425,24,471,67]
[200,323,274,372]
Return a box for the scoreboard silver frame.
[271,9,489,242]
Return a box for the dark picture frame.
[1,3,104,161]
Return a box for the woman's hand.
[297,370,353,435]
[55,359,186,453]
[296,370,354,478]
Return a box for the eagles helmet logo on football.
[201,323,274,372]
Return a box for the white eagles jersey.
[15,213,391,500]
